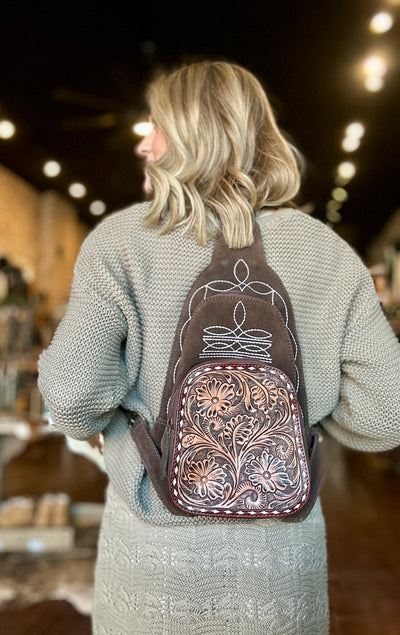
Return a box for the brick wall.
[0,165,39,281]
[35,190,88,318]
[0,165,88,318]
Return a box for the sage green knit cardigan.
[38,205,400,634]
[38,204,400,526]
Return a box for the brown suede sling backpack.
[121,223,323,521]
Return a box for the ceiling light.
[132,121,153,136]
[369,12,394,34]
[43,160,61,177]
[364,76,384,92]
[68,183,87,198]
[342,137,360,152]
[326,208,342,224]
[363,55,387,78]
[326,200,342,212]
[90,200,106,216]
[332,187,348,202]
[337,162,356,180]
[345,122,365,139]
[0,119,16,139]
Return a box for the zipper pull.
[160,418,173,478]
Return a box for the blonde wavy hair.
[144,61,301,248]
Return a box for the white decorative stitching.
[174,258,300,391]
[200,300,273,363]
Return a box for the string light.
[335,162,356,186]
[342,137,360,152]
[362,54,387,91]
[43,160,61,177]
[326,208,342,224]
[90,200,106,216]
[326,200,342,213]
[326,200,343,223]
[325,8,394,226]
[369,12,394,34]
[68,183,87,198]
[345,122,365,139]
[0,119,16,139]
[341,122,364,153]
[337,162,356,180]
[132,121,153,136]
[365,76,384,92]
[332,187,348,202]
[363,55,387,77]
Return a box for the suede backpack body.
[121,224,322,521]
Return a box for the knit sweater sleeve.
[38,219,140,439]
[321,264,400,452]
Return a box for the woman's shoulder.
[258,206,335,236]
[260,207,357,252]
[257,207,368,279]
[90,202,151,236]
[79,202,153,253]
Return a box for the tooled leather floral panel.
[169,362,310,518]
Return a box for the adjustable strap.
[282,425,324,522]
[119,407,188,516]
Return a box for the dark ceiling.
[1,1,399,258]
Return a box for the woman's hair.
[144,60,301,248]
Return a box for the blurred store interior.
[1,1,400,633]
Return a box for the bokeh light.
[90,200,106,216]
[0,119,16,139]
[68,183,87,198]
[364,76,384,92]
[337,162,356,180]
[332,187,349,202]
[345,122,365,139]
[363,55,387,77]
[132,122,153,136]
[43,160,61,177]
[342,137,360,152]
[369,12,394,34]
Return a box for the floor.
[321,436,400,635]
[0,433,399,634]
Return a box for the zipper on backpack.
[161,418,173,478]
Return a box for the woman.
[38,61,400,634]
